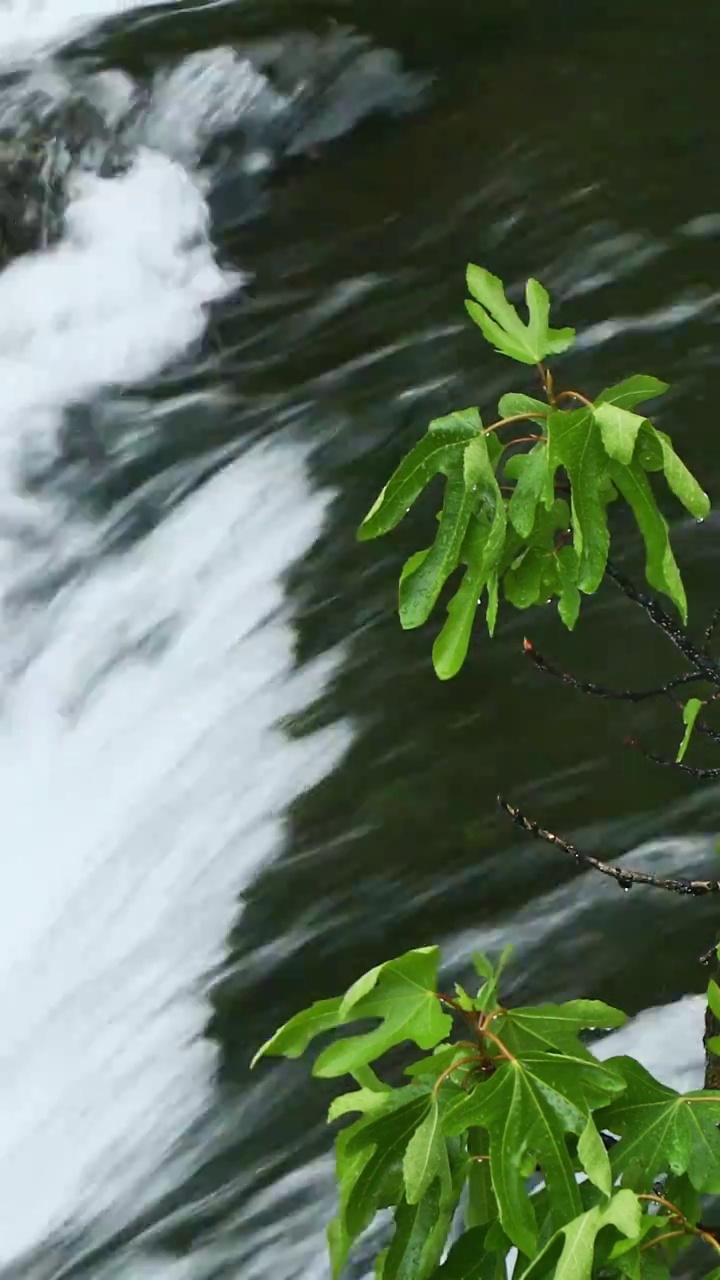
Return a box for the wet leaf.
[381,1181,454,1280]
[504,547,543,609]
[594,402,647,466]
[313,947,452,1078]
[403,1096,449,1204]
[677,697,704,763]
[609,458,687,620]
[344,1095,431,1237]
[547,408,611,592]
[431,519,489,679]
[520,1190,642,1280]
[493,999,627,1059]
[655,428,710,519]
[426,1227,501,1278]
[401,430,501,634]
[578,1114,612,1198]
[466,266,574,365]
[251,996,343,1066]
[467,1129,495,1227]
[557,544,581,628]
[432,437,507,676]
[597,1056,720,1192]
[498,392,550,421]
[443,1052,624,1254]
[595,374,669,413]
[509,443,553,537]
[358,410,480,541]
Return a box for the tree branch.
[522,639,701,702]
[626,739,720,780]
[498,797,720,897]
[606,562,720,686]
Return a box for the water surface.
[1,1,720,1275]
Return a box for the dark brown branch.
[498,797,720,897]
[606,562,720,686]
[626,739,720,780]
[522,639,701,702]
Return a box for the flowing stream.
[1,1,720,1276]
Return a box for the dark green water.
[5,0,720,1275]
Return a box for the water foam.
[0,11,350,1271]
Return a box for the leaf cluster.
[357,266,709,679]
[252,946,720,1278]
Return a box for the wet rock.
[0,91,131,267]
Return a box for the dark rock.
[0,91,131,267]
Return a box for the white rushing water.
[0,2,351,1267]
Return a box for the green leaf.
[358,410,480,541]
[401,429,498,632]
[379,1135,467,1280]
[608,458,687,621]
[443,1051,624,1254]
[597,1056,720,1192]
[547,408,611,592]
[467,1128,496,1227]
[596,375,670,413]
[453,983,477,1012]
[431,519,490,679]
[471,952,495,981]
[509,444,553,537]
[405,1045,476,1082]
[709,980,720,1022]
[381,1181,452,1280]
[313,947,452,1078]
[329,1086,394,1122]
[328,1122,377,1276]
[493,999,627,1059]
[432,436,508,677]
[677,697,704,763]
[521,1190,642,1280]
[466,266,574,365]
[504,548,543,609]
[343,1095,431,1239]
[593,403,647,466]
[473,944,513,1013]
[251,996,343,1066]
[654,428,710,520]
[401,547,431,582]
[557,544,581,628]
[403,1096,449,1204]
[578,1114,612,1198]
[425,1227,500,1278]
[498,392,550,421]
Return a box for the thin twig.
[626,739,720,780]
[705,605,720,655]
[498,797,720,896]
[607,563,720,686]
[522,638,702,702]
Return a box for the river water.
[1,1,720,1276]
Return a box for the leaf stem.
[432,1054,483,1097]
[638,1192,684,1219]
[478,1026,516,1063]
[482,412,548,437]
[640,1229,686,1253]
[554,389,594,409]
